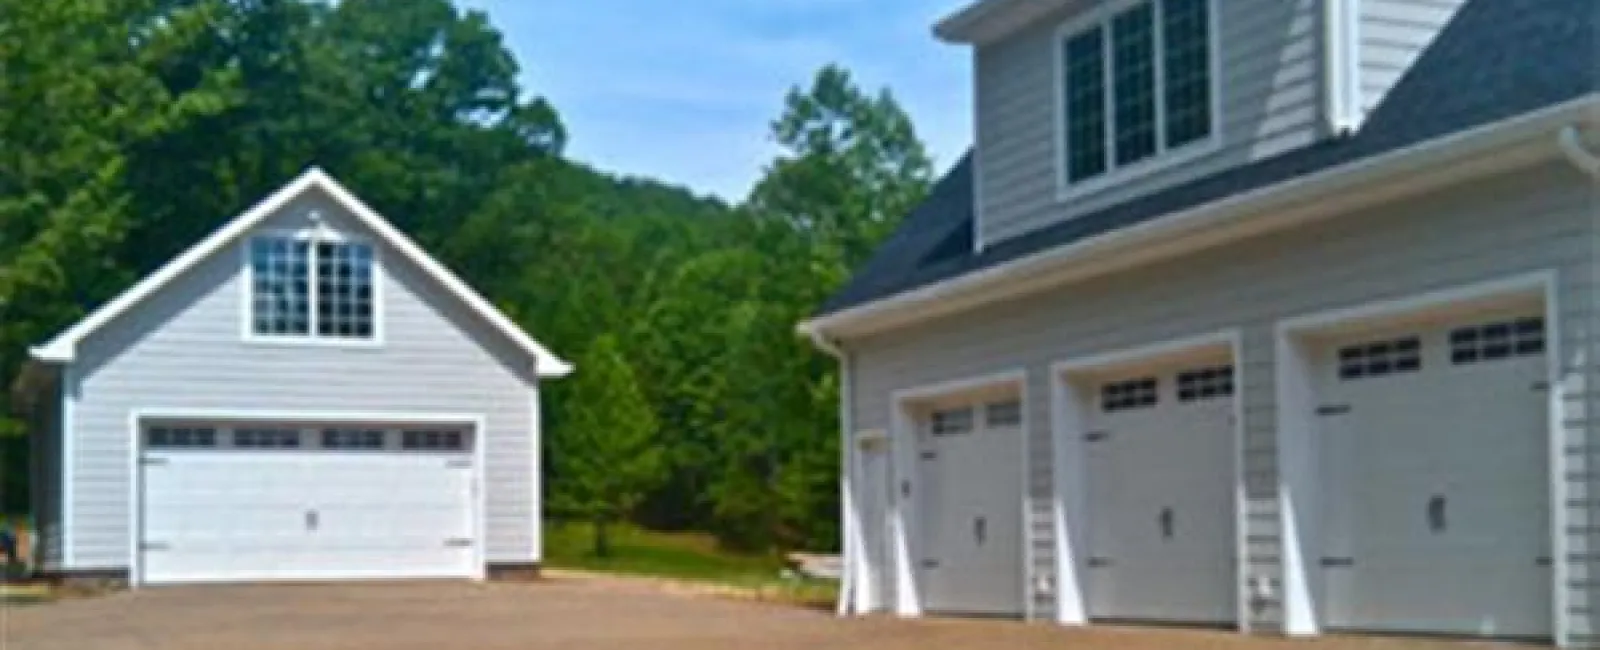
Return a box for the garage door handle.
[305,510,319,531]
[445,538,473,548]
[1320,557,1354,568]
[140,457,168,466]
[141,541,170,552]
[919,559,940,570]
[1537,556,1554,567]
[1087,557,1112,568]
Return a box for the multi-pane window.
[233,428,302,449]
[250,238,310,335]
[249,234,375,340]
[321,429,386,450]
[930,407,976,436]
[1451,317,1545,364]
[315,242,375,338]
[402,430,467,451]
[1102,377,1159,412]
[1177,365,1234,402]
[147,426,218,449]
[1338,336,1422,380]
[984,400,1024,428]
[1062,0,1214,184]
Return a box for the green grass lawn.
[543,521,837,607]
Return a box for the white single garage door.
[1085,360,1236,624]
[1315,312,1550,638]
[917,397,1024,615]
[138,422,476,584]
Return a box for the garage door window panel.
[1338,336,1421,380]
[322,429,388,450]
[1177,365,1233,402]
[402,430,468,451]
[231,428,303,449]
[147,426,218,449]
[1102,377,1158,412]
[1450,317,1545,365]
[930,407,976,436]
[984,400,1023,428]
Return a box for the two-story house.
[802,0,1600,645]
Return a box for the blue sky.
[457,0,974,201]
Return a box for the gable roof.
[813,0,1600,325]
[31,168,574,378]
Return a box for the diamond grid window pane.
[1162,0,1212,147]
[1111,4,1158,166]
[1064,27,1108,182]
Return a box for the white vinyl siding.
[65,187,540,570]
[845,163,1596,630]
[978,0,1324,247]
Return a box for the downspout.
[808,330,856,616]
[1559,125,1600,180]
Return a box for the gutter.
[1558,125,1600,179]
[800,94,1600,340]
[808,330,858,616]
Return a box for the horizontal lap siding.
[1358,0,1467,116]
[848,163,1596,633]
[976,0,1327,247]
[69,189,539,569]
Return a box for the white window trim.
[1053,0,1223,203]
[239,226,386,348]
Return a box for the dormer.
[937,0,1467,249]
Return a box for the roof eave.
[801,93,1600,340]
[934,0,1078,44]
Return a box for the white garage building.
[16,169,571,586]
[804,0,1600,645]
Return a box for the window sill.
[1056,136,1221,204]
[241,334,385,350]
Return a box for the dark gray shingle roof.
[819,0,1600,317]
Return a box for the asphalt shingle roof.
[818,0,1600,317]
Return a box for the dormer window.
[247,228,377,341]
[1059,0,1216,190]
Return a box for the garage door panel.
[139,421,476,585]
[917,399,1025,616]
[1316,316,1550,638]
[1086,363,1236,624]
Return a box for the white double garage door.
[911,300,1551,638]
[136,419,478,585]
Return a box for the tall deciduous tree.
[549,334,663,557]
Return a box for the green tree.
[549,335,663,557]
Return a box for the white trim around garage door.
[125,408,489,588]
[1272,270,1563,642]
[888,368,1029,618]
[1049,330,1245,629]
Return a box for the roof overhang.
[801,94,1600,342]
[935,0,1080,44]
[30,168,574,378]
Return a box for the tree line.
[0,0,933,553]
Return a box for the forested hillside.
[0,0,933,552]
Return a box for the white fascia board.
[29,168,573,378]
[935,0,1078,44]
[799,94,1600,341]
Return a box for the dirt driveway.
[0,576,1529,650]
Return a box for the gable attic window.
[1060,0,1216,190]
[248,228,377,341]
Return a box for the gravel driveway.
[0,576,1527,650]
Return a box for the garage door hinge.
[1315,404,1351,417]
[444,538,473,548]
[445,459,472,468]
[1086,557,1112,568]
[919,559,939,569]
[1319,557,1354,568]
[1532,381,1551,393]
[141,542,170,552]
[1537,556,1554,567]
[139,457,168,466]
[1084,431,1109,443]
[919,451,937,460]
